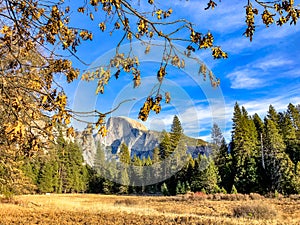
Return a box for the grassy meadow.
[0,194,299,225]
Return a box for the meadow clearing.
[0,193,299,225]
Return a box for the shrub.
[274,190,279,198]
[274,190,284,200]
[249,193,264,200]
[231,185,238,194]
[193,191,208,200]
[212,193,221,201]
[289,194,300,200]
[233,203,277,219]
[236,194,248,201]
[183,191,194,200]
[200,188,207,194]
[161,183,169,196]
[207,194,214,200]
[220,187,227,194]
[185,182,191,192]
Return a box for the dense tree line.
[228,103,300,194]
[2,106,300,196]
[22,131,88,194]
[89,105,300,195]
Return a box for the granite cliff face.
[96,116,160,157]
[76,116,208,166]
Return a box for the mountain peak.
[78,116,208,166]
[107,116,148,132]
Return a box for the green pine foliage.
[286,104,300,164]
[267,105,280,126]
[22,130,88,194]
[119,168,130,194]
[231,103,259,193]
[253,113,264,139]
[38,160,54,193]
[191,155,220,193]
[118,143,131,165]
[278,112,299,165]
[161,182,169,196]
[94,142,106,174]
[211,123,224,158]
[169,115,183,153]
[231,185,238,194]
[6,104,300,196]
[215,138,233,192]
[152,147,160,163]
[159,130,171,159]
[263,118,296,194]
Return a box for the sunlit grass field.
[0,194,299,224]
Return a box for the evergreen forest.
[5,103,300,197]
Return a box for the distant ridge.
[76,116,209,166]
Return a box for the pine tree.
[38,161,54,193]
[169,115,183,153]
[159,130,171,159]
[106,158,118,193]
[170,138,187,176]
[49,131,88,193]
[278,112,296,140]
[152,147,160,163]
[182,156,194,185]
[294,162,300,193]
[215,138,233,192]
[118,143,131,165]
[278,112,299,165]
[151,147,161,192]
[231,184,238,194]
[267,105,280,125]
[231,104,259,193]
[161,182,169,196]
[51,159,60,193]
[252,113,271,193]
[131,154,144,193]
[86,165,104,193]
[174,150,191,189]
[94,142,106,174]
[22,158,40,186]
[102,179,114,194]
[264,118,296,193]
[286,103,300,164]
[65,142,87,193]
[288,103,300,137]
[118,168,130,194]
[176,181,183,195]
[191,155,220,193]
[253,113,264,141]
[142,156,153,192]
[211,123,223,158]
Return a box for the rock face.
[77,116,208,166]
[97,116,160,157]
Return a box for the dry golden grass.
[0,194,299,225]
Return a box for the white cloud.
[221,25,300,55]
[225,52,298,90]
[254,57,294,71]
[135,82,299,142]
[226,69,266,89]
[279,68,300,78]
[258,24,300,39]
[180,84,300,140]
[168,0,245,34]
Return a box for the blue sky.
[62,0,300,142]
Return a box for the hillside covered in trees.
[3,103,299,197]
